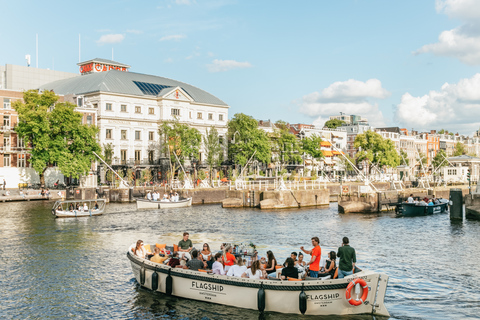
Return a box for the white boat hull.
[136,198,192,210]
[52,199,106,218]
[127,251,389,317]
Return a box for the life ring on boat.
[345,278,368,306]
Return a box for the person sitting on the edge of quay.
[281,258,299,280]
[227,256,247,277]
[151,247,169,264]
[300,236,321,278]
[186,250,204,271]
[242,260,264,279]
[212,252,225,275]
[200,243,213,269]
[222,245,235,272]
[407,194,414,203]
[265,250,277,277]
[336,237,356,279]
[318,251,336,278]
[283,252,298,267]
[178,232,193,260]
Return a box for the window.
[17,154,26,168]
[208,113,213,120]
[135,150,141,164]
[106,103,112,111]
[149,107,155,115]
[3,154,10,167]
[171,108,180,116]
[219,114,224,121]
[77,97,83,107]
[86,115,92,125]
[197,112,203,119]
[135,130,141,140]
[189,111,192,119]
[3,115,10,129]
[121,130,127,140]
[3,98,11,109]
[121,104,127,112]
[18,138,25,149]
[121,150,127,165]
[135,106,141,113]
[148,150,154,164]
[219,136,224,145]
[106,129,112,139]
[93,103,98,109]
[149,131,154,141]
[4,137,10,149]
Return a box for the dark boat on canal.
[395,201,449,217]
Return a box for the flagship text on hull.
[127,244,390,317]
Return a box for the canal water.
[1,201,479,319]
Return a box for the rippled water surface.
[1,200,480,319]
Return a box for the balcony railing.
[112,158,160,166]
[0,125,16,132]
[0,146,28,153]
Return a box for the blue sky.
[2,0,480,134]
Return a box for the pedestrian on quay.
[300,236,321,278]
[336,237,356,279]
[3,179,6,190]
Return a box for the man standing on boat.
[300,237,321,278]
[178,232,193,260]
[337,237,356,279]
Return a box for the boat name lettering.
[306,293,340,301]
[191,281,224,292]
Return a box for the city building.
[329,112,368,126]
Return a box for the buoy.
[140,265,146,286]
[257,282,265,312]
[299,283,307,314]
[166,269,173,296]
[151,269,159,291]
[345,278,368,306]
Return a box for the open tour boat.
[136,197,192,210]
[52,199,106,218]
[127,244,390,317]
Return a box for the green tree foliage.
[103,143,113,165]
[142,168,152,184]
[227,113,271,165]
[432,149,448,170]
[438,129,445,134]
[274,121,302,164]
[204,126,223,182]
[13,90,100,185]
[453,142,466,156]
[302,134,324,159]
[338,153,356,172]
[324,119,346,129]
[353,130,400,172]
[399,149,409,166]
[159,119,201,169]
[417,152,427,166]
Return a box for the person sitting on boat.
[151,247,169,264]
[407,194,414,203]
[242,260,264,279]
[300,236,322,278]
[162,192,169,201]
[187,250,204,271]
[69,203,75,211]
[280,258,299,280]
[177,232,193,260]
[134,240,150,259]
[83,203,88,211]
[265,250,277,277]
[174,192,180,201]
[295,252,307,278]
[168,252,181,268]
[93,202,99,210]
[283,252,298,267]
[418,198,428,206]
[227,256,247,277]
[212,252,226,275]
[200,243,213,269]
[222,245,235,272]
[318,251,336,278]
[146,191,152,200]
[428,199,434,206]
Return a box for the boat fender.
[151,268,159,291]
[166,268,173,296]
[345,278,368,306]
[140,263,146,286]
[51,208,56,215]
[299,283,307,314]
[257,282,265,312]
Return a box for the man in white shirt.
[407,194,414,203]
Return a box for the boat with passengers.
[136,197,192,209]
[395,199,449,217]
[127,242,390,317]
[52,199,106,218]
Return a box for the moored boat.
[395,202,449,217]
[136,197,192,210]
[127,245,390,317]
[52,199,106,218]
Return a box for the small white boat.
[136,197,192,210]
[52,199,106,218]
[127,244,390,317]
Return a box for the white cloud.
[416,0,480,64]
[394,73,480,134]
[126,29,143,34]
[175,0,194,4]
[297,78,390,127]
[97,34,125,45]
[207,59,252,72]
[164,58,174,63]
[160,34,186,41]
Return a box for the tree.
[438,129,445,134]
[324,119,346,129]
[13,90,101,186]
[203,126,223,182]
[453,142,466,156]
[142,168,152,185]
[432,149,448,170]
[227,113,271,166]
[399,149,409,166]
[103,143,113,165]
[273,121,302,165]
[353,130,400,173]
[338,153,356,173]
[417,152,427,166]
[302,134,324,159]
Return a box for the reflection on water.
[1,201,480,319]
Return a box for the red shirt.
[223,252,235,266]
[309,245,322,271]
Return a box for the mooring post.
[449,188,463,220]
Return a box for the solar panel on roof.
[133,81,171,96]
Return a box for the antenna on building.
[79,34,81,63]
[36,34,38,68]
[25,55,31,67]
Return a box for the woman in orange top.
[222,245,235,272]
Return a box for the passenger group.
[147,190,180,202]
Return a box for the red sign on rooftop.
[78,59,130,75]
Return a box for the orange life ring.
[345,278,368,306]
[95,63,103,72]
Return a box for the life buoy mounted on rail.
[345,278,368,306]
